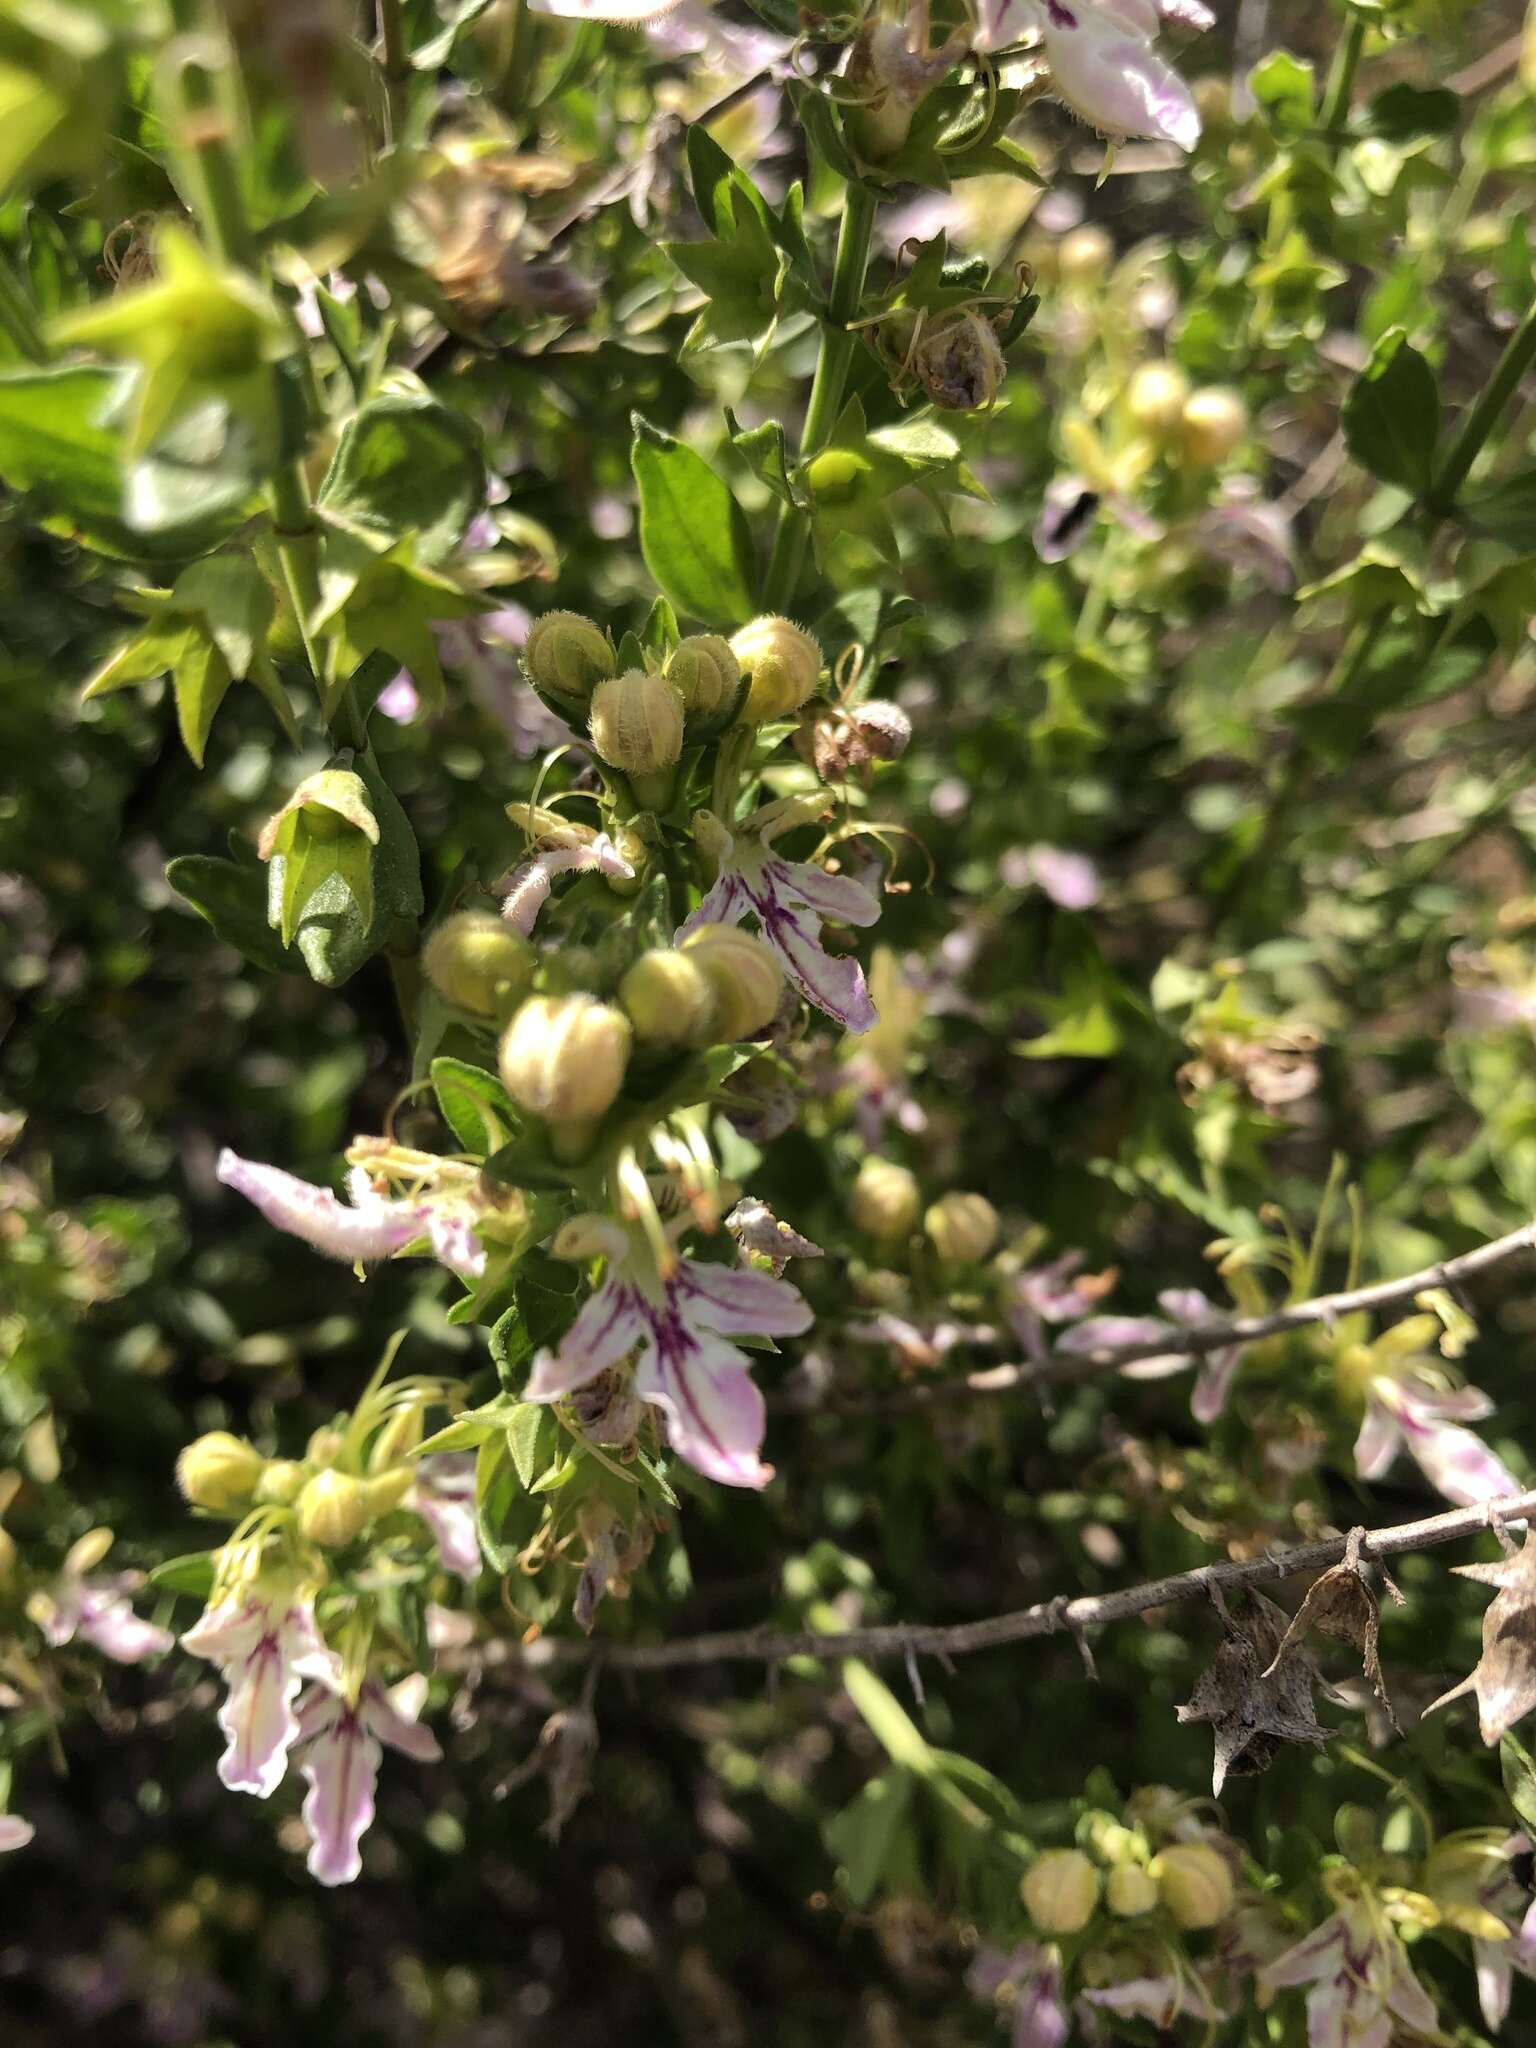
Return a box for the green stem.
[164,0,253,267]
[1426,290,1536,515]
[1318,8,1367,144]
[0,251,46,363]
[499,0,533,117]
[377,0,410,144]
[761,181,880,614]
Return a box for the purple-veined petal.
[1192,1344,1243,1423]
[636,1323,772,1489]
[73,1583,173,1663]
[424,1208,487,1281]
[525,1280,645,1401]
[365,1675,443,1764]
[1401,1417,1520,1508]
[1044,17,1201,149]
[675,869,749,940]
[1011,1952,1071,2048]
[217,1150,424,1264]
[1259,1912,1347,1991]
[769,857,881,929]
[216,1630,307,1796]
[298,1694,382,1887]
[409,1458,482,1578]
[674,1258,812,1338]
[1353,1400,1402,1483]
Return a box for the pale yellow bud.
[923,1192,999,1263]
[1152,1843,1235,1930]
[1105,1864,1160,1917]
[176,1432,266,1514]
[423,911,535,1019]
[0,1526,15,1584]
[499,993,632,1124]
[523,611,614,702]
[362,1467,415,1517]
[307,1426,344,1466]
[296,1468,372,1549]
[1022,1848,1102,1934]
[64,1527,114,1578]
[1058,225,1113,284]
[729,616,823,723]
[680,924,784,1040]
[666,635,741,722]
[369,1405,425,1470]
[1125,361,1192,439]
[1178,388,1248,468]
[619,949,718,1047]
[254,1459,306,1505]
[589,670,685,780]
[850,1158,920,1240]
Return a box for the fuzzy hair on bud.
[1151,1843,1235,1929]
[924,1191,999,1264]
[619,948,718,1047]
[1022,1848,1102,1935]
[849,1158,920,1241]
[296,1468,372,1548]
[729,616,823,724]
[679,925,784,1040]
[523,611,615,702]
[423,910,535,1018]
[176,1431,267,1514]
[666,635,740,721]
[499,993,632,1125]
[588,670,685,778]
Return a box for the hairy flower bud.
[1177,388,1248,468]
[619,949,718,1047]
[1022,1848,1102,1934]
[914,309,1007,412]
[1126,360,1191,438]
[499,993,632,1125]
[176,1432,266,1513]
[361,1467,415,1518]
[368,1405,425,1470]
[255,1459,305,1505]
[423,910,535,1018]
[850,1158,920,1241]
[666,635,741,722]
[523,611,614,703]
[0,1526,15,1584]
[1057,224,1113,284]
[296,1468,372,1548]
[1152,1844,1234,1929]
[680,925,784,1041]
[729,616,823,723]
[924,1191,999,1263]
[589,670,685,805]
[1105,1863,1160,1917]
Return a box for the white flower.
[294,1673,441,1886]
[180,1588,341,1797]
[217,1148,489,1281]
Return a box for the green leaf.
[727,411,800,507]
[785,80,861,184]
[146,1552,218,1598]
[507,1402,558,1490]
[1248,50,1316,133]
[640,595,680,662]
[825,1769,915,1908]
[417,1391,523,1456]
[1456,469,1536,554]
[488,1250,582,1393]
[166,844,299,974]
[431,1056,517,1155]
[1360,83,1458,140]
[318,392,486,563]
[1503,1732,1536,1836]
[630,414,757,628]
[1342,327,1440,495]
[172,634,233,766]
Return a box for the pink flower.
[1057,1288,1246,1422]
[216,1149,487,1281]
[847,1311,996,1374]
[526,1253,811,1488]
[967,1942,1070,2047]
[180,1589,341,1797]
[498,830,635,936]
[1259,1896,1439,2048]
[406,1454,482,1579]
[978,0,1207,150]
[999,844,1101,910]
[1080,1971,1224,2027]
[1001,1249,1115,1365]
[680,806,881,1034]
[294,1673,441,1887]
[40,1572,173,1664]
[0,1815,34,1853]
[1354,1373,1519,1509]
[375,671,421,723]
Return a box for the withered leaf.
[1177,1586,1330,1795]
[1427,1524,1536,1746]
[1262,1528,1403,1734]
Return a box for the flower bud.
[369,1405,424,1470]
[589,670,685,806]
[499,993,632,1124]
[914,309,1007,412]
[255,1459,306,1505]
[924,1192,999,1264]
[362,1467,415,1518]
[423,911,535,1019]
[1022,1848,1101,1934]
[1057,224,1113,285]
[1177,388,1248,468]
[65,1528,114,1578]
[307,1426,344,1466]
[619,949,718,1048]
[0,1525,15,1584]
[729,616,823,723]
[1125,361,1191,439]
[666,635,741,722]
[1151,1844,1234,1930]
[176,1432,266,1514]
[840,19,963,160]
[680,925,784,1040]
[850,1158,920,1241]
[1105,1863,1160,1917]
[296,1468,372,1549]
[523,611,614,703]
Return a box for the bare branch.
[778,1219,1536,1419]
[505,1487,1536,1674]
